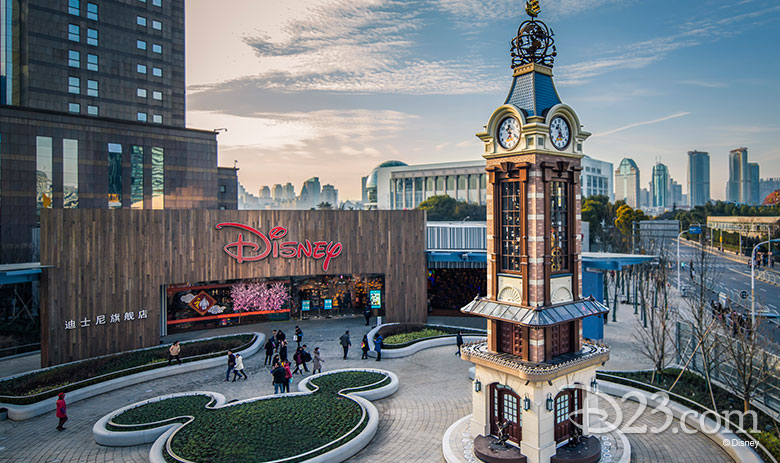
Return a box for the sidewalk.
[600,300,655,371]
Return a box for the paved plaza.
[0,315,735,462]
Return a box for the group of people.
[263,326,326,394]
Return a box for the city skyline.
[185,0,780,201]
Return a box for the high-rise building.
[581,155,613,201]
[271,184,284,200]
[640,188,651,210]
[651,162,670,209]
[0,0,230,263]
[727,147,749,203]
[259,186,271,199]
[749,163,760,205]
[614,158,640,208]
[283,183,295,200]
[301,177,321,208]
[760,178,780,203]
[321,184,338,207]
[670,179,683,208]
[687,150,710,207]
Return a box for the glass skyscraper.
[687,150,710,207]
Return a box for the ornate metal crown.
[511,0,557,69]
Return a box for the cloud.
[680,80,727,88]
[432,0,626,25]
[592,112,691,137]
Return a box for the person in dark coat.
[264,337,275,366]
[300,344,311,372]
[339,330,351,359]
[363,307,371,326]
[294,326,303,348]
[225,350,236,381]
[55,392,68,431]
[374,334,383,362]
[279,340,288,363]
[361,335,370,359]
[271,363,287,394]
[292,347,304,375]
[276,329,286,352]
[456,331,464,357]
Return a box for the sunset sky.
[185,0,780,201]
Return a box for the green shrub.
[0,334,255,404]
[384,328,450,345]
[378,324,483,348]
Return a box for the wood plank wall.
[40,209,428,366]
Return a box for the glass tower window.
[107,143,122,208]
[136,16,147,26]
[68,76,79,94]
[152,114,162,124]
[68,50,80,67]
[68,0,79,15]
[151,147,164,209]
[500,181,522,272]
[87,54,98,71]
[137,88,147,98]
[86,28,97,46]
[550,181,569,273]
[152,0,161,6]
[68,24,80,42]
[87,105,98,116]
[87,79,98,97]
[137,64,147,74]
[86,2,97,20]
[137,39,147,50]
[152,20,162,30]
[131,145,144,208]
[68,102,80,113]
[36,136,53,214]
[152,43,161,54]
[152,90,162,100]
[63,139,78,208]
[152,67,162,77]
[137,112,147,122]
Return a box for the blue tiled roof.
[504,72,561,118]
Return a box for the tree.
[614,204,648,252]
[417,195,486,221]
[719,311,772,413]
[316,202,333,210]
[230,281,290,312]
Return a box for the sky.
[185,0,780,201]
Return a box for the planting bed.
[0,334,255,404]
[104,370,390,463]
[378,323,484,348]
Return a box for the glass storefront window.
[457,175,467,201]
[446,176,455,196]
[404,178,412,209]
[151,146,164,209]
[469,174,478,203]
[414,177,423,207]
[393,179,402,210]
[63,139,78,208]
[436,176,445,194]
[107,143,122,208]
[131,145,144,208]
[36,136,53,214]
[426,177,435,194]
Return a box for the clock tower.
[460,2,610,463]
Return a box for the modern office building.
[0,0,233,263]
[363,160,487,210]
[670,179,683,208]
[727,147,749,203]
[640,188,651,210]
[651,162,670,209]
[581,155,613,201]
[760,178,780,203]
[749,163,760,206]
[614,158,640,208]
[687,150,710,207]
[321,184,338,207]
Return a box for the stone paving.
[0,315,735,462]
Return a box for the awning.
[0,262,52,285]
[461,296,609,326]
[581,252,656,271]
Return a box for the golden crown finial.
[526,0,540,18]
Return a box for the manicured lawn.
[106,370,389,463]
[0,334,255,404]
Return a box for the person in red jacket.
[56,392,68,431]
[283,360,292,393]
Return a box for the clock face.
[497,116,521,150]
[549,116,571,150]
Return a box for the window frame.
[86,28,98,46]
[68,50,80,68]
[86,2,97,20]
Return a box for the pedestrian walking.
[55,392,68,431]
[272,363,286,394]
[374,334,383,362]
[283,360,292,392]
[167,341,182,366]
[225,350,236,381]
[301,344,311,372]
[232,353,248,381]
[339,330,352,359]
[294,326,303,348]
[264,336,275,365]
[456,331,464,357]
[293,347,304,375]
[363,307,371,326]
[276,329,286,352]
[271,330,278,352]
[361,335,369,359]
[312,347,324,374]
[279,339,288,363]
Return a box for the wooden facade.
[39,209,427,366]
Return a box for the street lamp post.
[751,238,780,327]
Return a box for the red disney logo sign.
[215,223,343,271]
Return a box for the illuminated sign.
[216,223,343,271]
[302,300,311,312]
[324,299,333,310]
[370,290,382,309]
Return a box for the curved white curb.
[93,391,226,447]
[442,414,472,463]
[2,333,264,421]
[468,366,475,381]
[93,368,396,463]
[367,323,486,359]
[600,380,764,463]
